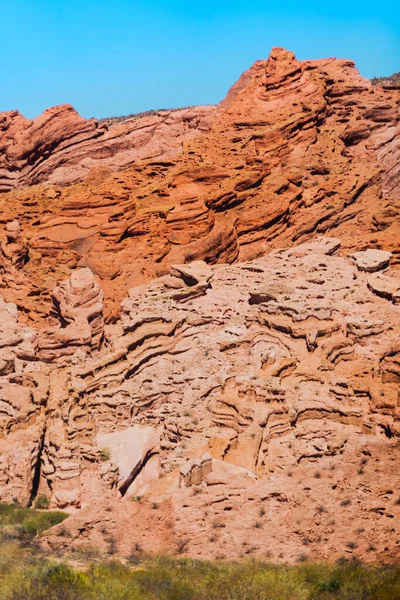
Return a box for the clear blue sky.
[1,0,399,119]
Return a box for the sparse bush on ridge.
[99,105,214,127]
[371,72,400,88]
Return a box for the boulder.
[351,249,392,272]
[97,425,160,496]
[179,454,212,487]
[368,272,400,304]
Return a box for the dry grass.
[0,503,400,599]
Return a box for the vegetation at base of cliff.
[0,503,399,599]
[0,502,68,539]
[0,543,399,600]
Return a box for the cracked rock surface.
[0,47,399,326]
[0,237,399,562]
[0,47,399,564]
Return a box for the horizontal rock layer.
[0,48,400,564]
[0,48,399,327]
[0,237,399,562]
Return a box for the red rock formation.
[31,237,400,562]
[35,268,104,362]
[1,235,400,561]
[0,48,399,563]
[0,48,398,327]
[0,104,215,191]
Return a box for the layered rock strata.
[0,48,399,328]
[0,47,400,564]
[0,105,215,191]
[0,237,399,562]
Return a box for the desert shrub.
[175,538,190,554]
[188,561,309,600]
[34,495,50,510]
[22,511,68,537]
[132,556,198,600]
[86,562,142,600]
[100,447,111,461]
[8,563,88,600]
[301,561,400,600]
[0,503,67,539]
[127,542,144,565]
[0,538,400,600]
[345,541,358,550]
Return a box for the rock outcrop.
[0,48,399,327]
[1,220,28,268]
[35,268,104,362]
[0,48,400,564]
[0,105,215,191]
[0,237,399,562]
[179,454,212,488]
[351,249,392,272]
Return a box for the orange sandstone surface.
[0,48,399,563]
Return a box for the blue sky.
[1,0,399,119]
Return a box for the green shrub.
[9,563,88,600]
[22,511,68,537]
[100,447,111,461]
[0,503,68,539]
[0,534,400,600]
[34,495,50,510]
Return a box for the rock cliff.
[0,48,398,328]
[0,48,399,563]
[1,237,399,562]
[0,104,215,191]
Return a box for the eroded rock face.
[0,238,399,562]
[1,48,400,564]
[97,425,160,497]
[53,268,104,349]
[0,48,399,327]
[35,268,104,362]
[1,221,29,268]
[0,105,216,191]
[179,454,212,488]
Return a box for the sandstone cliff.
[0,104,215,191]
[0,48,399,328]
[0,48,399,564]
[1,237,400,562]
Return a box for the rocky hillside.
[0,104,215,191]
[372,71,400,89]
[0,48,399,563]
[1,49,399,328]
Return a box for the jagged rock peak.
[267,46,296,63]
